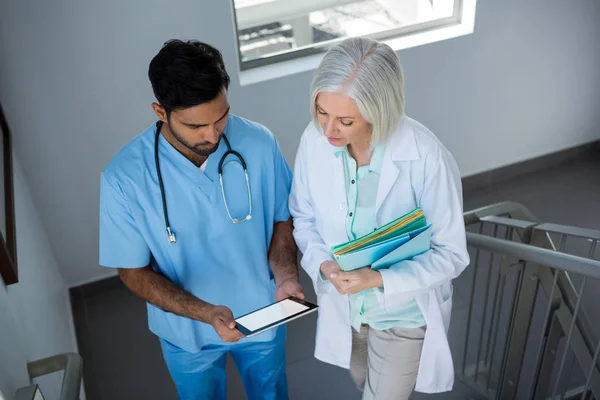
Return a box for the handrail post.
[496,260,540,399]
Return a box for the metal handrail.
[466,232,600,278]
[25,353,82,400]
[461,201,600,399]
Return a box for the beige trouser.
[349,324,425,400]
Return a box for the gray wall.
[1,0,599,286]
[0,157,79,400]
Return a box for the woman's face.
[315,92,371,148]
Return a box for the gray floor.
[70,155,600,400]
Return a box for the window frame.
[233,0,465,71]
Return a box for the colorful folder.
[332,208,432,271]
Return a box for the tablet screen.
[236,298,309,332]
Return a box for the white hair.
[310,37,405,148]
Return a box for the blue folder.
[371,225,432,270]
[336,224,432,271]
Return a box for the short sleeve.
[99,173,151,268]
[272,138,293,223]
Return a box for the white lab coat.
[289,116,470,393]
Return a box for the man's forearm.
[268,217,300,284]
[118,266,214,323]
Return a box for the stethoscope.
[154,121,252,246]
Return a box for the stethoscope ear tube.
[154,121,176,245]
[218,144,247,173]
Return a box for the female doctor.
[289,37,470,399]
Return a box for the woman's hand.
[331,267,383,295]
[320,260,347,294]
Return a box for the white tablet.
[235,297,318,337]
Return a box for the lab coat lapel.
[329,154,350,244]
[318,136,351,245]
[375,118,420,214]
[375,148,399,213]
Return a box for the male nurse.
[99,39,303,400]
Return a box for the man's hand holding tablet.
[208,305,245,343]
[235,297,318,337]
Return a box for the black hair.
[148,39,230,114]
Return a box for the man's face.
[166,89,230,157]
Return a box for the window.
[233,0,466,70]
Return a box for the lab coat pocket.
[315,203,346,243]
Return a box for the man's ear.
[151,102,167,123]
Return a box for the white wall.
[0,0,599,286]
[0,156,78,400]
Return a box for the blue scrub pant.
[160,328,288,400]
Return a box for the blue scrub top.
[99,115,292,352]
